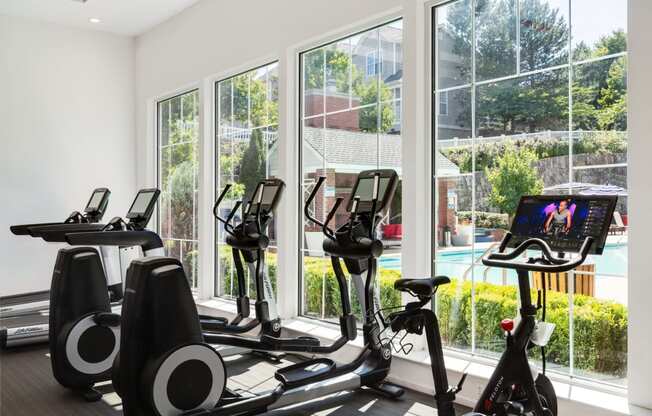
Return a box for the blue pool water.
[379,244,628,283]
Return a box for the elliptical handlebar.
[482,231,594,273]
[304,176,327,229]
[213,184,233,223]
[323,198,344,241]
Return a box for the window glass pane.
[519,0,569,72]
[215,62,280,298]
[571,0,627,60]
[434,262,473,352]
[476,67,569,136]
[572,271,628,386]
[435,0,472,89]
[572,57,627,132]
[432,0,628,386]
[475,0,517,81]
[436,88,472,143]
[157,90,200,288]
[303,50,324,118]
[300,20,403,322]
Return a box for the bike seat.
[394,276,451,298]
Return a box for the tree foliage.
[239,129,267,199]
[440,0,626,135]
[486,145,544,216]
[303,47,396,132]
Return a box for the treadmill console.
[348,169,399,215]
[508,195,617,255]
[83,188,111,220]
[126,188,161,229]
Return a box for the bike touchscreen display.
[508,195,617,254]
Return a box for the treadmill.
[1,189,111,348]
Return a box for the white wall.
[0,15,136,296]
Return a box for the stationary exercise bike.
[115,169,404,416]
[385,194,617,415]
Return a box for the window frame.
[297,17,403,322]
[155,87,202,289]
[429,0,629,388]
[213,60,280,298]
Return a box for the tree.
[486,145,543,217]
[443,1,627,136]
[303,44,396,132]
[238,129,266,200]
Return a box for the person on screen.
[543,199,572,236]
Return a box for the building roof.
[301,127,460,176]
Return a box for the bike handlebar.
[482,232,594,273]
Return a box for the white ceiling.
[0,0,201,36]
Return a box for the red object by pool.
[383,224,403,239]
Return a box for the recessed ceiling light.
[89,18,101,24]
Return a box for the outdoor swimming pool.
[379,243,628,303]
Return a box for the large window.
[215,62,279,298]
[157,90,200,288]
[433,0,627,386]
[300,20,404,322]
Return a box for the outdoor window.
[300,20,403,322]
[157,90,200,288]
[215,62,279,298]
[366,50,382,76]
[432,0,628,386]
[439,90,448,116]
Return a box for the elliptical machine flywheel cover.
[143,343,226,416]
[62,313,120,375]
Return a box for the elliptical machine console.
[386,194,617,416]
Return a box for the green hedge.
[216,248,628,377]
[218,249,400,320]
[437,279,628,377]
[442,131,627,173]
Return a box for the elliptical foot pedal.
[251,350,286,363]
[79,386,102,402]
[274,358,335,389]
[368,382,405,399]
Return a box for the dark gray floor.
[0,345,469,415]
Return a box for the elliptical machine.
[385,194,617,415]
[48,188,161,401]
[116,169,404,416]
[201,179,284,341]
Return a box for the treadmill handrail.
[66,230,163,251]
[10,222,62,235]
[27,223,106,241]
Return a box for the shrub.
[437,279,628,377]
[216,247,628,377]
[441,131,627,173]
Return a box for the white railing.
[218,126,278,144]
[438,130,627,149]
